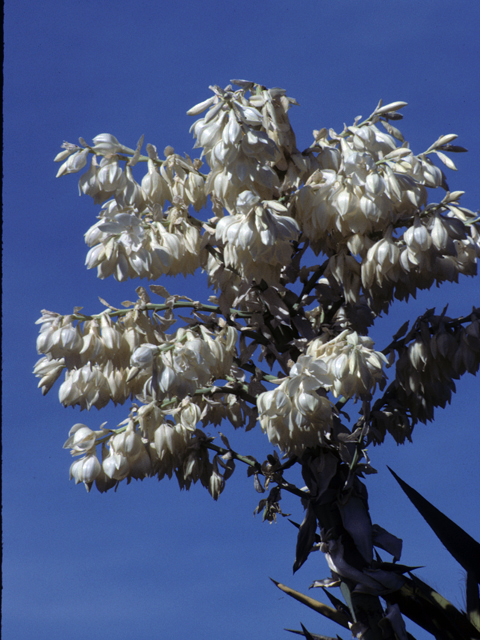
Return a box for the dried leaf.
[135,286,151,303]
[372,524,403,562]
[149,284,171,298]
[216,456,235,481]
[128,134,144,166]
[309,578,341,590]
[219,432,231,450]
[254,472,265,494]
[98,297,118,311]
[393,320,410,341]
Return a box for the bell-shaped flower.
[69,454,101,491]
[111,423,143,459]
[102,447,130,481]
[92,134,125,156]
[97,157,127,192]
[34,356,65,395]
[63,423,98,455]
[307,331,388,399]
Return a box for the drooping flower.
[215,190,299,284]
[307,330,388,399]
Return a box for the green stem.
[72,300,253,322]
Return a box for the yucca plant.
[36,80,480,638]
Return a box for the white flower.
[289,355,333,389]
[63,423,97,455]
[131,344,159,369]
[59,363,113,409]
[141,159,170,207]
[179,402,202,431]
[111,425,143,459]
[97,213,145,252]
[258,377,334,456]
[34,356,65,395]
[361,227,400,290]
[56,148,89,177]
[216,191,299,284]
[154,422,191,463]
[102,445,130,481]
[69,454,101,491]
[92,133,124,155]
[307,331,388,399]
[97,156,127,192]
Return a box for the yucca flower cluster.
[129,324,238,403]
[84,203,203,281]
[395,312,479,426]
[257,331,388,454]
[257,355,335,455]
[34,304,237,411]
[188,81,305,209]
[306,330,389,399]
[215,190,300,284]
[57,136,208,282]
[293,117,479,312]
[37,81,480,640]
[44,80,480,474]
[62,398,227,499]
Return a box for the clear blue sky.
[3,2,480,639]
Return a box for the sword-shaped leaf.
[388,467,480,584]
[385,574,480,640]
[270,579,350,629]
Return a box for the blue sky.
[3,1,480,639]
